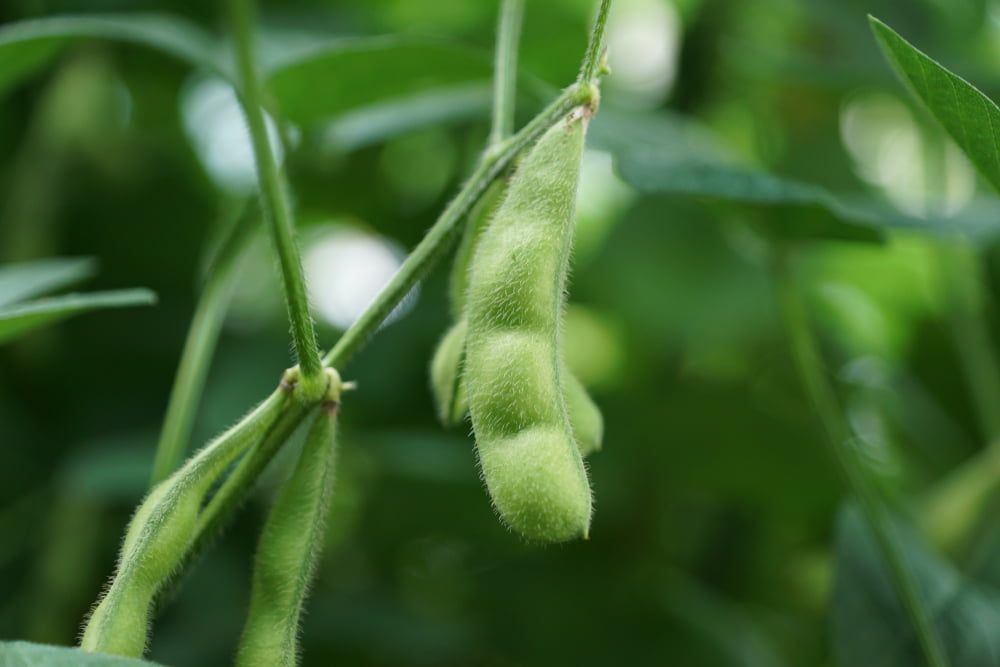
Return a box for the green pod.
[80,389,287,657]
[450,179,507,318]
[430,318,468,427]
[429,179,506,426]
[465,108,593,542]
[563,371,603,456]
[236,371,341,667]
[433,317,603,454]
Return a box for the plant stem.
[578,0,613,84]
[938,244,1000,443]
[228,0,323,395]
[489,0,524,147]
[149,205,258,486]
[323,84,580,369]
[772,248,949,667]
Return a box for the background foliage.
[3,0,1000,665]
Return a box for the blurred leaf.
[617,151,1000,242]
[321,83,491,153]
[832,503,1000,667]
[0,641,162,666]
[589,107,728,163]
[0,257,96,308]
[0,288,156,345]
[0,14,223,98]
[662,570,787,667]
[265,36,492,126]
[870,17,1000,195]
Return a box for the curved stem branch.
[772,248,949,667]
[489,0,524,146]
[150,204,259,486]
[228,0,323,393]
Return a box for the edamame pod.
[464,107,594,542]
[81,388,288,657]
[430,318,468,427]
[236,369,342,667]
[563,371,603,456]
[432,320,603,455]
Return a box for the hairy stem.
[578,0,613,84]
[150,205,258,486]
[489,0,524,146]
[228,0,323,395]
[773,249,949,667]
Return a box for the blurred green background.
[3,0,1000,665]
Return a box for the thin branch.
[489,0,524,146]
[578,0,612,84]
[228,0,324,395]
[149,204,258,486]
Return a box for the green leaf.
[0,14,223,97]
[615,150,1000,242]
[870,16,1000,195]
[0,641,162,666]
[0,288,156,344]
[265,36,493,126]
[833,503,1000,667]
[322,83,491,152]
[0,257,96,308]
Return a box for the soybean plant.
[75,0,616,662]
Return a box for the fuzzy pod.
[80,390,287,657]
[429,178,506,426]
[464,107,593,542]
[432,315,603,455]
[236,370,342,667]
[449,179,507,318]
[430,318,469,427]
[563,371,603,456]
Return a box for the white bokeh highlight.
[304,226,412,330]
[181,77,284,193]
[606,0,682,107]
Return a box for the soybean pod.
[80,388,288,657]
[431,176,604,455]
[464,106,594,542]
[236,369,342,667]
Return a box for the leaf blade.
[265,36,493,126]
[870,16,1000,194]
[0,14,224,97]
[0,288,157,344]
[0,641,163,666]
[0,257,96,308]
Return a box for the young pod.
[430,180,506,426]
[236,369,342,667]
[430,318,468,427]
[464,107,594,542]
[80,389,287,657]
[563,371,603,456]
[434,319,603,456]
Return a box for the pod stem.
[228,0,324,398]
[578,0,612,85]
[489,0,524,147]
[772,247,949,667]
[150,203,259,487]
